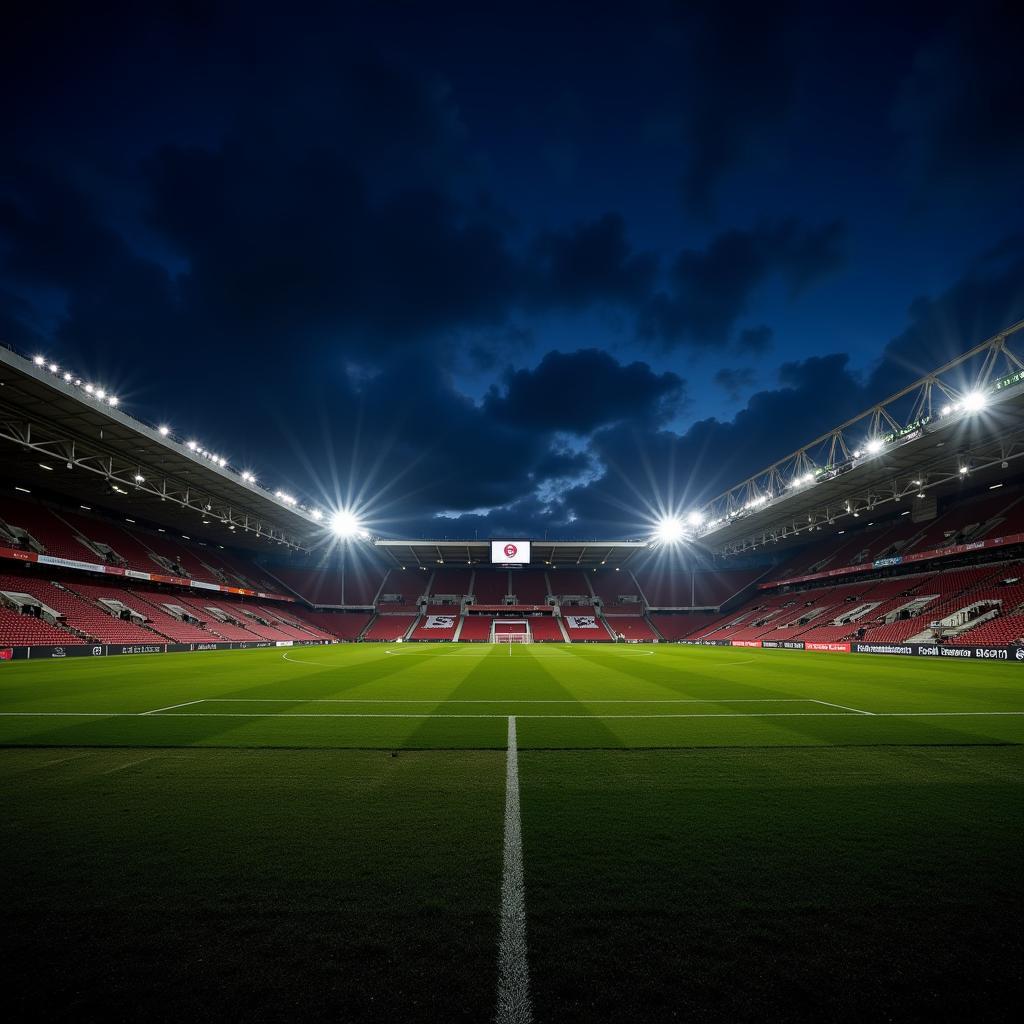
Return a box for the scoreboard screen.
[491,540,531,565]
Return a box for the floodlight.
[961,391,987,412]
[33,355,46,366]
[134,473,145,483]
[654,516,686,543]
[865,437,884,454]
[48,363,58,373]
[686,510,704,527]
[96,388,106,399]
[107,396,118,406]
[330,509,362,537]
[158,425,170,436]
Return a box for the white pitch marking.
[496,715,532,1024]
[1,710,1023,719]
[380,648,656,658]
[200,697,818,704]
[140,699,206,716]
[812,699,875,716]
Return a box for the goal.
[492,619,531,643]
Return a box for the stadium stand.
[0,573,161,644]
[527,617,564,642]
[561,611,611,642]
[73,585,220,643]
[429,568,473,599]
[0,606,82,646]
[408,612,459,641]
[52,509,160,572]
[649,611,722,640]
[268,566,345,605]
[376,569,425,613]
[458,616,494,642]
[946,613,1024,645]
[363,614,417,642]
[604,616,659,641]
[291,611,372,640]
[0,497,96,563]
[548,570,592,601]
[473,570,509,603]
[509,569,549,604]
[590,569,643,614]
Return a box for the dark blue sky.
[3,1,1023,539]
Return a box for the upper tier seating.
[269,566,345,605]
[377,569,427,608]
[650,612,726,640]
[590,570,642,614]
[52,510,159,572]
[0,498,96,563]
[472,570,509,603]
[509,569,549,604]
[548,571,592,599]
[289,611,372,640]
[634,567,763,607]
[429,568,473,599]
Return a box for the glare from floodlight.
[865,437,884,454]
[330,509,362,538]
[654,516,686,543]
[962,391,987,412]
[686,510,704,527]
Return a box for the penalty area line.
[140,699,206,716]
[496,715,532,1024]
[812,699,875,716]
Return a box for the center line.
[496,716,532,1023]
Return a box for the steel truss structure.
[0,347,320,551]
[693,320,1024,555]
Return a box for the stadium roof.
[0,346,326,551]
[373,539,648,569]
[691,321,1024,555]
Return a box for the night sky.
[3,2,1023,540]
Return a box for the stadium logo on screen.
[504,543,518,559]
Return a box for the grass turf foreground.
[0,642,1022,1021]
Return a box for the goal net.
[492,620,531,643]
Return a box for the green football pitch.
[1,643,1021,1021]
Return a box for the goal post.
[492,619,532,643]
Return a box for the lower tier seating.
[363,615,417,642]
[604,616,659,641]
